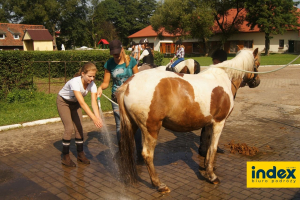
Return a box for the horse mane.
[209,49,256,81]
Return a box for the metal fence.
[33,61,105,94]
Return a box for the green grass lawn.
[0,82,113,126]
[1,53,300,126]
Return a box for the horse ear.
[253,48,259,58]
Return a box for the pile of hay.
[226,140,259,156]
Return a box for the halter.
[241,59,259,86]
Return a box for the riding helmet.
[175,40,182,45]
[130,41,136,46]
[139,38,149,44]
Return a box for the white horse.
[117,48,260,193]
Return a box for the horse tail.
[194,60,201,74]
[116,83,138,184]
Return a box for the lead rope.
[209,54,300,74]
[101,93,119,106]
[100,54,300,106]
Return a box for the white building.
[128,9,300,55]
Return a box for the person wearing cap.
[138,38,155,67]
[198,49,227,157]
[170,40,185,71]
[97,39,141,153]
[211,49,227,64]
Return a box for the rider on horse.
[170,40,185,72]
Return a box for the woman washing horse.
[57,62,103,167]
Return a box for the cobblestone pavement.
[1,65,300,199]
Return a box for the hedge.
[0,50,164,99]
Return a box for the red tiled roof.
[128,8,300,38]
[212,8,259,33]
[0,23,45,47]
[25,29,53,41]
[98,39,109,44]
[128,25,180,38]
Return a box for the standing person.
[138,38,155,68]
[198,49,227,157]
[170,40,185,71]
[130,41,136,58]
[97,39,141,154]
[133,41,141,62]
[57,62,103,167]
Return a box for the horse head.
[240,48,261,88]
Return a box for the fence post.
[48,61,51,94]
[64,61,67,83]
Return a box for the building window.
[165,44,172,53]
[244,40,253,48]
[14,34,19,39]
[0,34,5,39]
[279,40,284,49]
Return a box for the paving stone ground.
[1,65,300,199]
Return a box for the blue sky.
[294,0,300,8]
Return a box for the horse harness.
[241,59,259,88]
[232,58,259,99]
[231,81,238,100]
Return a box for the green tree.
[88,0,118,48]
[59,0,90,48]
[7,0,62,50]
[208,0,247,48]
[94,0,156,45]
[245,0,300,55]
[1,0,90,49]
[151,0,215,55]
[136,0,157,30]
[0,0,14,23]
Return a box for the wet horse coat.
[117,48,260,193]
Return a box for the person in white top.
[138,38,154,68]
[134,44,141,61]
[57,62,102,167]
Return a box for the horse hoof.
[158,184,171,194]
[212,177,220,184]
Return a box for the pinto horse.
[116,48,260,193]
[138,59,201,74]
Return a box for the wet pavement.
[1,65,300,199]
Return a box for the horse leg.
[199,125,211,157]
[205,121,225,184]
[141,128,170,193]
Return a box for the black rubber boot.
[61,140,76,167]
[76,139,90,164]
